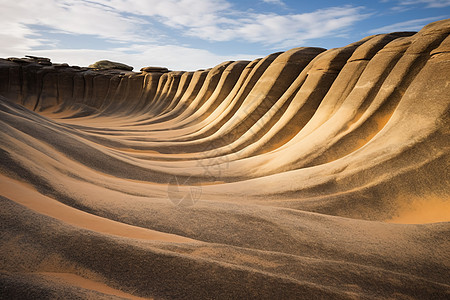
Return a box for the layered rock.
[0,19,449,299]
[88,59,134,71]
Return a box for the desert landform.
[0,19,449,299]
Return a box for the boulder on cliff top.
[140,66,169,73]
[88,60,133,71]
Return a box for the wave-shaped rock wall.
[0,19,449,299]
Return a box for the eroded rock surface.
[88,59,134,71]
[0,19,449,299]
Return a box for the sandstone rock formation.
[141,66,170,73]
[0,19,449,299]
[88,59,134,71]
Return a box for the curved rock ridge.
[0,20,449,299]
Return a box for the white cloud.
[94,0,232,29]
[384,0,450,11]
[4,44,260,71]
[95,0,368,46]
[368,16,445,33]
[2,0,368,47]
[398,0,450,7]
[112,44,259,71]
[183,6,369,47]
[262,0,286,6]
[1,0,146,42]
[0,0,370,70]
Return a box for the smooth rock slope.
[0,19,449,299]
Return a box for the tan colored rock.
[88,59,133,71]
[0,19,449,300]
[140,66,169,73]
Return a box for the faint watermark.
[167,175,202,207]
[166,89,277,206]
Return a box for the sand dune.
[0,19,449,299]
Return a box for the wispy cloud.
[383,0,450,11]
[398,0,450,8]
[2,0,146,41]
[94,0,233,30]
[95,1,369,47]
[368,16,445,33]
[261,0,287,6]
[21,45,259,71]
[0,0,370,69]
[194,6,370,47]
[1,0,370,49]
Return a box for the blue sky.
[0,0,448,70]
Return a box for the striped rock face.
[0,20,449,299]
